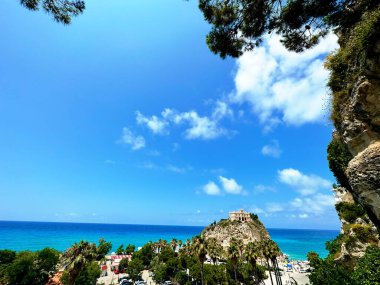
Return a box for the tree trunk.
[234,265,238,285]
[266,259,274,285]
[201,262,204,285]
[272,259,280,285]
[275,259,283,285]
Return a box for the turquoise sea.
[0,221,339,260]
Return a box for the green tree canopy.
[1,248,59,285]
[20,0,85,24]
[199,0,380,58]
[125,258,144,282]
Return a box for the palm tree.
[228,240,240,285]
[260,239,275,285]
[206,237,223,265]
[245,242,261,285]
[178,239,183,249]
[191,235,207,285]
[267,240,282,285]
[260,239,282,285]
[185,239,191,254]
[170,238,178,252]
[61,241,98,285]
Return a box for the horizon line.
[0,219,340,231]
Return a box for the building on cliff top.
[229,209,252,222]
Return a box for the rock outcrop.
[202,215,270,250]
[338,75,380,228]
[332,187,380,267]
[328,6,380,231]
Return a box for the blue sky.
[0,0,340,229]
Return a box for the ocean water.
[0,221,339,260]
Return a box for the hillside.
[202,213,270,250]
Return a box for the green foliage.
[37,248,60,274]
[116,244,124,255]
[61,239,110,285]
[133,242,154,267]
[351,224,375,243]
[175,270,188,285]
[61,262,100,285]
[125,244,135,255]
[4,251,39,285]
[326,234,345,257]
[0,250,16,266]
[20,0,85,24]
[327,137,353,189]
[96,238,112,259]
[308,256,353,285]
[1,248,59,285]
[118,258,129,272]
[327,5,380,126]
[352,246,380,285]
[125,258,144,282]
[335,202,366,223]
[199,0,380,58]
[203,264,226,285]
[151,259,169,283]
[309,246,380,285]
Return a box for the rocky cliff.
[331,187,380,267]
[327,6,380,232]
[202,215,270,250]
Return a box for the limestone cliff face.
[202,218,269,250]
[330,22,380,230]
[337,74,380,228]
[333,187,380,266]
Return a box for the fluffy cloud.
[219,176,243,194]
[254,184,276,193]
[172,110,228,140]
[299,213,309,219]
[230,33,338,128]
[135,101,233,140]
[136,111,168,135]
[290,193,335,215]
[118,127,145,150]
[203,176,244,196]
[266,203,284,213]
[167,164,190,173]
[261,140,282,158]
[212,100,234,121]
[203,181,221,196]
[278,168,331,196]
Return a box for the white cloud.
[167,164,190,174]
[104,159,116,164]
[212,100,234,120]
[261,140,282,158]
[173,110,228,140]
[250,206,266,215]
[266,203,284,213]
[299,213,309,219]
[231,33,338,128]
[135,100,234,141]
[118,127,146,150]
[278,168,331,196]
[254,184,276,193]
[136,111,168,135]
[290,193,335,215]
[219,176,243,195]
[203,181,221,196]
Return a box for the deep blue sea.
[0,221,339,260]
